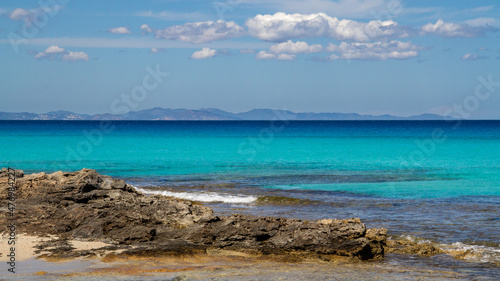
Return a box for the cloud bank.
[246,12,410,42]
[326,41,422,60]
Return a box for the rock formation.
[0,168,387,260]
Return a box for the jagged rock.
[0,168,386,260]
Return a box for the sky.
[1,0,500,119]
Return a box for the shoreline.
[1,168,498,279]
[0,234,478,280]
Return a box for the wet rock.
[385,238,443,256]
[0,168,387,260]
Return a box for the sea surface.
[1,120,499,279]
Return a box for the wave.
[132,186,257,204]
[391,235,500,265]
[439,242,500,265]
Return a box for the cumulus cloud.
[461,53,488,60]
[191,48,217,59]
[140,24,152,34]
[107,27,131,34]
[32,46,89,62]
[155,20,244,43]
[255,51,296,60]
[8,5,62,23]
[327,40,422,60]
[421,19,496,38]
[33,52,46,59]
[246,12,409,42]
[9,8,31,20]
[44,45,65,54]
[269,40,323,54]
[62,51,89,62]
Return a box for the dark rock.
[0,168,386,260]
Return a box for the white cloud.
[327,40,422,60]
[8,5,63,22]
[61,51,89,62]
[277,53,296,60]
[460,53,488,61]
[191,48,217,59]
[9,8,31,20]
[255,50,296,60]
[150,47,165,54]
[32,45,89,62]
[421,19,496,38]
[44,45,65,54]
[33,52,46,59]
[155,20,244,43]
[255,51,275,60]
[140,24,152,34]
[245,12,409,42]
[107,27,131,34]
[269,40,323,54]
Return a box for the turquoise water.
[1,120,499,277]
[1,120,499,198]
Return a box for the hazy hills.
[0,108,451,121]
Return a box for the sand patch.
[0,234,118,262]
[69,240,113,252]
[0,234,56,261]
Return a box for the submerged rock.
[385,237,444,256]
[0,168,386,260]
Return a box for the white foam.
[392,235,500,264]
[439,242,500,264]
[399,235,433,244]
[133,186,257,204]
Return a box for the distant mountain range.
[0,108,453,121]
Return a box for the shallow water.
[1,120,499,278]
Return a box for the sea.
[0,120,499,279]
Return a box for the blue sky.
[1,0,499,118]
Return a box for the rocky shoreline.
[0,168,388,262]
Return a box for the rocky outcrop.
[0,168,387,260]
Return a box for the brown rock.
[0,168,386,260]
